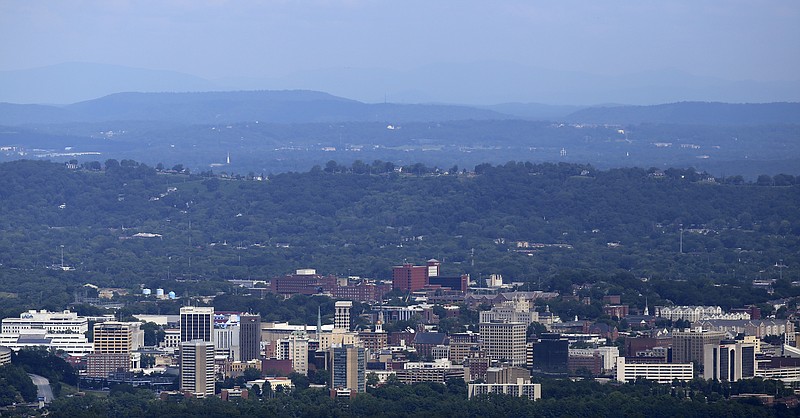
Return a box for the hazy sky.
[1,0,798,82]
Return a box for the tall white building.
[703,340,756,382]
[335,301,352,331]
[180,340,215,398]
[180,307,214,342]
[479,321,527,367]
[215,325,241,361]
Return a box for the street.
[27,374,54,404]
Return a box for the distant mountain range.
[2,61,799,106]
[0,90,510,125]
[0,90,797,127]
[565,102,800,126]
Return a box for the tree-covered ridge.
[43,377,796,418]
[0,160,797,316]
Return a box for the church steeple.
[644,297,650,316]
[316,306,322,338]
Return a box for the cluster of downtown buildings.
[1,260,799,400]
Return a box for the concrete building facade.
[616,357,694,383]
[180,340,216,398]
[480,321,527,367]
[703,340,756,382]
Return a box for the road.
[27,373,54,404]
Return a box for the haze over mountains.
[1,90,799,127]
[2,61,800,106]
[1,63,798,181]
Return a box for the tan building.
[479,298,539,325]
[318,329,360,351]
[86,321,144,377]
[449,341,479,365]
[672,328,726,365]
[276,331,309,375]
[180,340,216,398]
[93,321,144,354]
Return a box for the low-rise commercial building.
[468,379,541,400]
[615,357,693,383]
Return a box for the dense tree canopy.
[0,160,797,318]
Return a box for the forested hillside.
[0,160,797,318]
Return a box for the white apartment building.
[693,319,794,343]
[655,306,725,322]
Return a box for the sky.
[1,0,798,83]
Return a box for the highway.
[27,374,54,404]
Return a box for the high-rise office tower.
[330,344,366,393]
[479,320,527,367]
[180,306,214,342]
[239,314,261,361]
[703,340,756,381]
[180,340,215,398]
[532,333,570,375]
